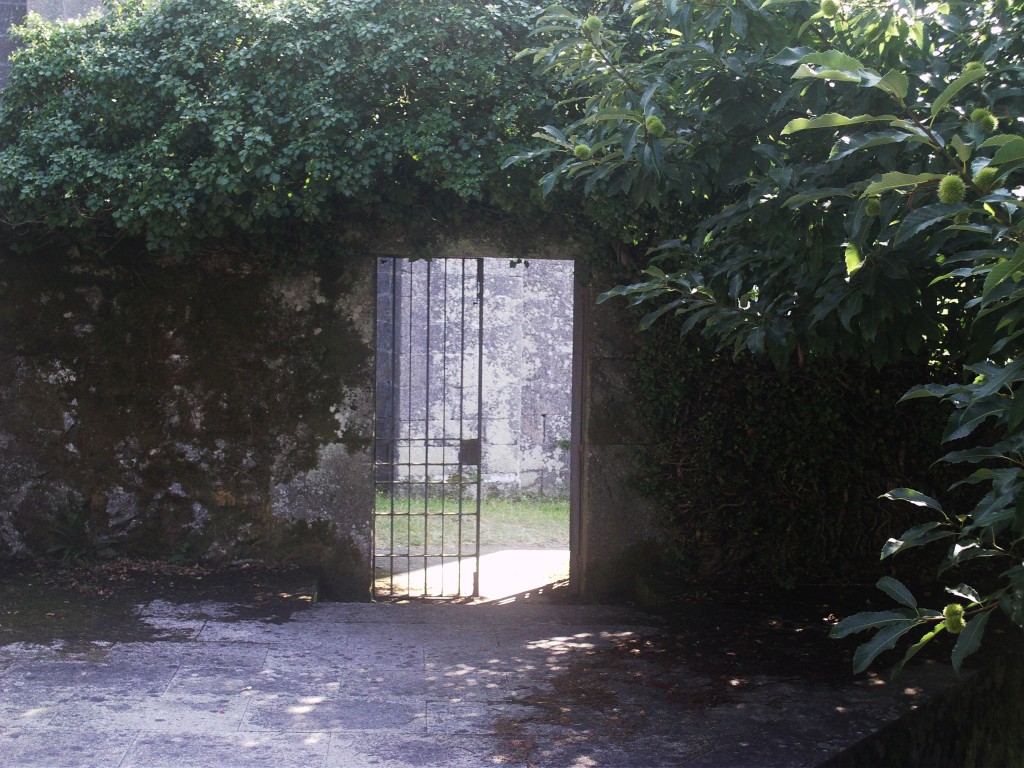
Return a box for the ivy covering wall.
[0,0,573,256]
[635,320,954,586]
[0,0,978,606]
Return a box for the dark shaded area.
[490,584,966,768]
[635,321,959,588]
[822,650,1024,768]
[636,585,894,683]
[0,560,316,648]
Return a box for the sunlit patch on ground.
[375,549,570,600]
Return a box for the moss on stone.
[0,241,374,593]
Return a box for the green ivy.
[0,0,574,256]
[635,321,954,586]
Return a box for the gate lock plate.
[459,438,481,465]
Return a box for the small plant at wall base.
[165,542,196,567]
[47,508,117,567]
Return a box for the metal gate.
[373,257,484,598]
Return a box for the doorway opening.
[372,256,575,599]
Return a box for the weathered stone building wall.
[482,259,573,497]
[381,258,573,498]
[0,0,100,87]
[26,0,99,20]
[0,0,26,87]
[0,244,376,598]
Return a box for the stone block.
[584,357,648,446]
[579,444,660,598]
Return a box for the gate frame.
[370,252,581,600]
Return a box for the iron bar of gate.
[473,258,484,596]
[440,259,449,595]
[389,260,399,596]
[457,260,466,595]
[405,259,411,590]
[404,259,413,587]
[423,261,432,596]
[373,257,483,599]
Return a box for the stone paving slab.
[0,598,958,767]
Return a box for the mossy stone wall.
[0,244,374,598]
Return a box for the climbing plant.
[634,324,951,587]
[0,0,572,256]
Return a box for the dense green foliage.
[513,0,1017,368]
[0,0,566,255]
[636,325,950,586]
[799,48,1024,674]
[519,0,1024,671]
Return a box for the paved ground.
[0,587,959,768]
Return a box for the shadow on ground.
[0,560,975,767]
[0,560,316,648]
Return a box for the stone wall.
[575,264,661,598]
[0,0,25,87]
[1,226,664,601]
[0,244,376,598]
[1,0,100,87]
[484,259,573,497]
[27,0,100,20]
